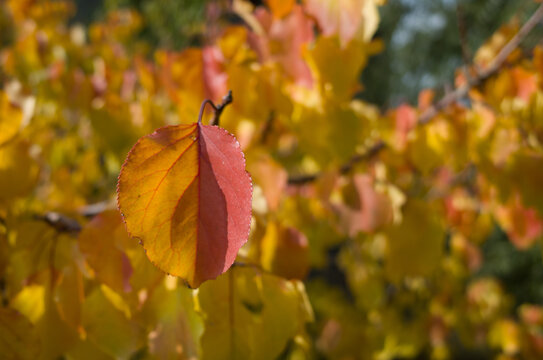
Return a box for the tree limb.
[288,3,543,185]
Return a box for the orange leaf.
[78,210,134,293]
[261,221,309,280]
[394,104,417,150]
[511,67,537,102]
[117,122,252,288]
[266,0,295,18]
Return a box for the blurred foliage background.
[68,0,543,301]
[72,0,209,49]
[71,0,542,107]
[362,0,541,107]
[0,1,535,358]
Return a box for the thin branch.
[40,92,236,234]
[287,3,543,185]
[36,212,82,234]
[198,99,217,124]
[259,111,275,144]
[288,141,386,185]
[211,90,233,126]
[419,2,543,125]
[198,90,233,126]
[79,200,113,217]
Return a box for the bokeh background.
[3,0,543,359]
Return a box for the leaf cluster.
[1,1,543,359]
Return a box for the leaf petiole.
[198,99,218,124]
[197,90,234,126]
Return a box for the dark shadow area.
[476,225,543,307]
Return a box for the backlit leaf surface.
[117,123,252,288]
[0,91,22,146]
[79,210,134,293]
[195,266,313,360]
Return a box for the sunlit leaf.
[303,0,382,46]
[118,123,252,288]
[0,139,39,200]
[54,265,84,334]
[195,266,313,360]
[141,278,202,359]
[0,91,22,146]
[78,210,134,293]
[11,284,45,324]
[82,286,146,359]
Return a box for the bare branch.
[79,200,114,217]
[36,212,82,234]
[287,3,543,185]
[288,141,385,185]
[211,90,233,126]
[198,90,234,126]
[419,3,543,125]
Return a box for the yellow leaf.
[36,295,79,360]
[0,91,22,146]
[304,36,369,100]
[11,285,45,324]
[142,280,202,359]
[54,265,84,335]
[82,287,146,359]
[0,139,39,200]
[196,266,312,360]
[489,319,521,356]
[0,307,41,360]
[385,200,445,281]
[294,103,363,167]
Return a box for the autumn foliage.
[3,0,543,359]
[118,119,253,288]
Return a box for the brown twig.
[287,3,543,185]
[260,111,275,144]
[79,200,114,217]
[36,212,82,234]
[198,90,234,126]
[419,2,543,125]
[288,141,386,185]
[211,90,233,126]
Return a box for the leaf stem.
[211,90,233,127]
[198,99,218,124]
[197,90,234,126]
